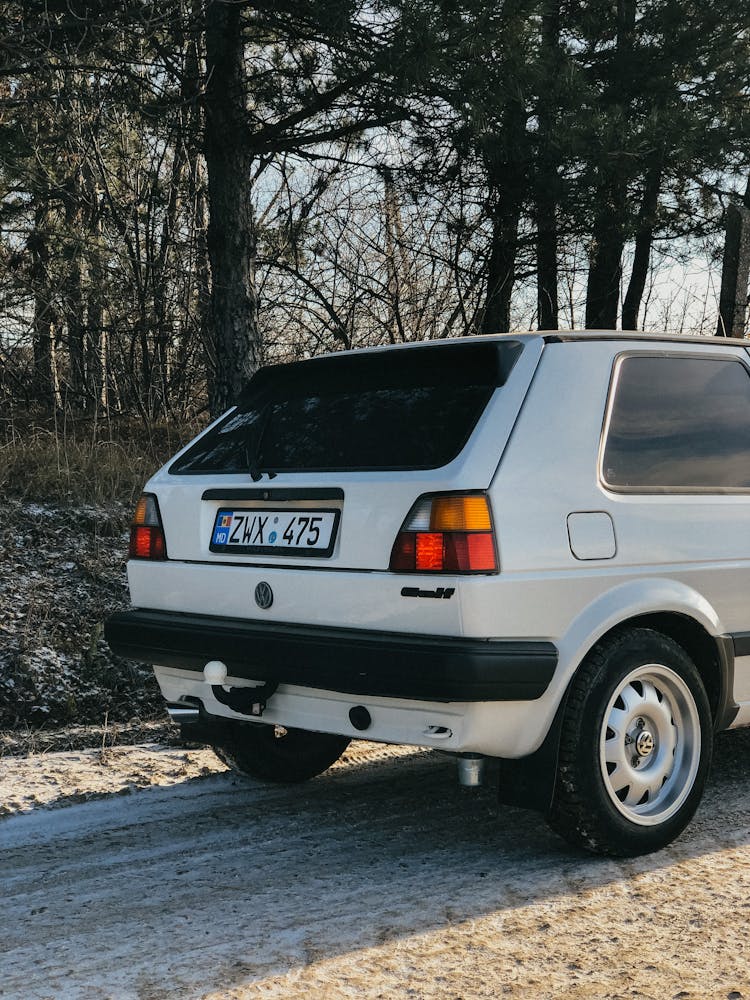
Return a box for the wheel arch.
[498,585,736,815]
[588,612,736,732]
[556,578,735,731]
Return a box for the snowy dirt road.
[3,735,750,1000]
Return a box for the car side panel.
[488,340,750,716]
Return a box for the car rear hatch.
[147,336,543,574]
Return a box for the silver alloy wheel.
[599,663,701,827]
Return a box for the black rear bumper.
[105,609,558,702]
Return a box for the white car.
[106,332,750,856]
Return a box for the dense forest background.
[0,0,749,729]
[1,0,749,423]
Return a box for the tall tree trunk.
[62,171,86,410]
[153,140,187,416]
[481,204,520,334]
[585,0,636,330]
[716,177,750,338]
[29,202,59,410]
[535,0,561,330]
[203,0,259,416]
[195,168,214,404]
[480,100,527,335]
[621,152,663,330]
[58,67,89,411]
[585,194,626,329]
[536,191,559,330]
[85,182,106,412]
[183,1,214,409]
[153,5,191,416]
[382,168,407,343]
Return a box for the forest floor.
[0,412,194,730]
[0,496,163,730]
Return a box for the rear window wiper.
[244,402,276,482]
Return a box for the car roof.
[342,330,747,351]
[541,330,749,347]
[303,330,748,367]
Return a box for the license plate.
[210,508,340,557]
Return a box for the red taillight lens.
[389,494,497,574]
[128,494,167,560]
[389,532,416,571]
[416,532,444,571]
[130,525,166,560]
[443,531,496,571]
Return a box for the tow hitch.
[203,660,278,717]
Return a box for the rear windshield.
[171,340,522,474]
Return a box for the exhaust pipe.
[165,701,201,725]
[457,754,485,788]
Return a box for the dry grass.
[0,411,203,505]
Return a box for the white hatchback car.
[106,332,750,856]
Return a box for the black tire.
[548,627,713,857]
[212,722,350,783]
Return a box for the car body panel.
[111,332,750,759]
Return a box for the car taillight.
[128,493,167,560]
[389,493,497,573]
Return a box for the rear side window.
[602,354,750,493]
[171,340,523,474]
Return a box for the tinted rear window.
[171,340,522,474]
[602,354,750,492]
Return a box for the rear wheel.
[548,628,712,856]
[213,723,350,783]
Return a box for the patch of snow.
[22,503,56,518]
[0,743,227,819]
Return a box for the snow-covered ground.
[3,733,750,999]
[0,740,226,817]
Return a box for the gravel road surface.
[3,734,750,999]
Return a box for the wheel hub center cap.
[635,730,655,757]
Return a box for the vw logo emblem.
[254,581,273,610]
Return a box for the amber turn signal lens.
[430,495,492,532]
[133,495,149,526]
[132,494,160,527]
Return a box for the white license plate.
[210,508,340,557]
